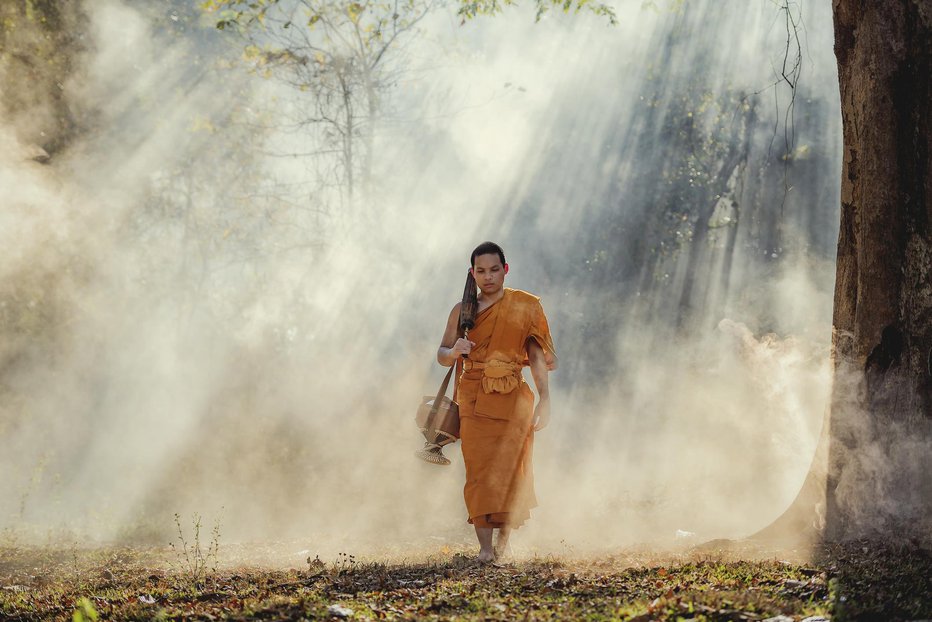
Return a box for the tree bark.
[762,0,932,545]
[824,0,932,541]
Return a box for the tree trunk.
[0,1,88,158]
[761,0,932,545]
[718,102,755,314]
[676,136,746,330]
[824,0,932,541]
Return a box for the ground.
[1,539,930,621]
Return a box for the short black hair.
[471,241,506,267]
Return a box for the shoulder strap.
[428,364,456,418]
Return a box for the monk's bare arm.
[533,302,558,370]
[526,339,551,399]
[528,339,552,431]
[437,303,473,366]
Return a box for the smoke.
[821,356,932,545]
[0,0,849,559]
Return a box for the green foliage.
[640,0,687,14]
[202,0,431,61]
[201,0,274,32]
[457,0,617,25]
[71,597,98,622]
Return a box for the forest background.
[0,0,844,556]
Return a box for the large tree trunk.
[762,1,932,545]
[824,0,932,541]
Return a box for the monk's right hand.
[452,338,475,357]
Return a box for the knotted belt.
[463,359,523,394]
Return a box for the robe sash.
[463,359,523,395]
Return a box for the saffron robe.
[457,288,556,529]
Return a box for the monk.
[437,241,557,563]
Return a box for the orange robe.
[457,288,556,529]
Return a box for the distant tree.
[636,87,755,331]
[0,1,88,159]
[0,2,94,512]
[202,0,436,205]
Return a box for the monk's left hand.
[533,397,551,431]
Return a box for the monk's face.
[472,253,508,296]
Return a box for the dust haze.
[1,0,848,561]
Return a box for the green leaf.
[347,2,364,22]
[72,598,99,622]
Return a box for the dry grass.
[1,539,929,621]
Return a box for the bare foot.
[494,528,511,561]
[493,544,512,562]
[474,526,495,564]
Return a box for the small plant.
[70,539,82,585]
[335,552,357,574]
[307,554,325,574]
[559,538,575,558]
[72,597,98,622]
[169,511,221,589]
[827,576,847,619]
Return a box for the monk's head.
[470,241,508,296]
